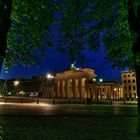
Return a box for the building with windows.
[87,81,123,101]
[2,68,127,101]
[55,68,123,100]
[121,71,137,100]
[55,68,96,99]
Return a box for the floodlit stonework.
[87,82,123,100]
[55,68,96,99]
[3,68,133,101]
[121,71,137,100]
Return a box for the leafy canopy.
[6,0,54,71]
[6,0,139,71]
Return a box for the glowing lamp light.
[14,80,19,86]
[114,88,117,91]
[76,68,80,70]
[93,78,96,82]
[99,78,103,82]
[47,73,54,79]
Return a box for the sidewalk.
[0,96,138,105]
[0,102,139,140]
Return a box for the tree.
[55,0,140,135]
[0,1,140,106]
[0,0,12,72]
[0,0,59,72]
[0,80,4,95]
[0,0,140,135]
[54,0,140,106]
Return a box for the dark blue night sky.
[0,46,123,82]
[0,2,126,82]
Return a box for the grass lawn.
[0,115,139,140]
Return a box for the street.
[0,103,139,140]
[0,103,138,116]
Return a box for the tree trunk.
[127,2,140,135]
[136,65,140,111]
[0,0,13,72]
[135,65,140,135]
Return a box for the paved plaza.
[0,102,140,140]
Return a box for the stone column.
[82,78,86,98]
[93,86,96,100]
[86,83,90,98]
[105,85,107,99]
[60,80,64,98]
[98,86,102,101]
[69,79,72,98]
[65,80,69,98]
[62,80,65,98]
[117,87,119,99]
[57,80,61,98]
[78,79,82,98]
[107,86,110,100]
[72,79,76,98]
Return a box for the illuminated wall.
[121,71,137,100]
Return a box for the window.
[124,86,127,90]
[129,93,132,98]
[132,79,135,83]
[128,75,130,77]
[123,75,126,77]
[129,86,131,90]
[124,80,126,83]
[128,80,131,83]
[133,86,136,90]
[125,93,127,98]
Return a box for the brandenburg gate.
[55,68,96,99]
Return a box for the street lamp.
[93,78,96,82]
[114,88,117,91]
[99,78,103,82]
[46,73,54,80]
[14,80,19,86]
[13,80,20,96]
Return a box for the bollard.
[5,98,7,103]
[21,99,23,104]
[37,99,39,104]
[110,100,112,105]
[123,99,125,104]
[53,99,55,104]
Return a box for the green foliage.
[103,1,136,69]
[5,0,140,71]
[6,0,55,71]
[0,80,4,95]
[56,0,137,68]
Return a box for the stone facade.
[55,68,96,99]
[121,71,137,100]
[2,68,124,100]
[87,82,123,100]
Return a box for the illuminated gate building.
[55,68,96,99]
[54,68,123,100]
[4,68,124,100]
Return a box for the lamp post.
[46,73,54,80]
[46,73,54,98]
[13,80,19,95]
[93,78,96,82]
[114,88,117,99]
[14,80,19,86]
[99,78,103,82]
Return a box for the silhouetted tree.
[0,1,140,112]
